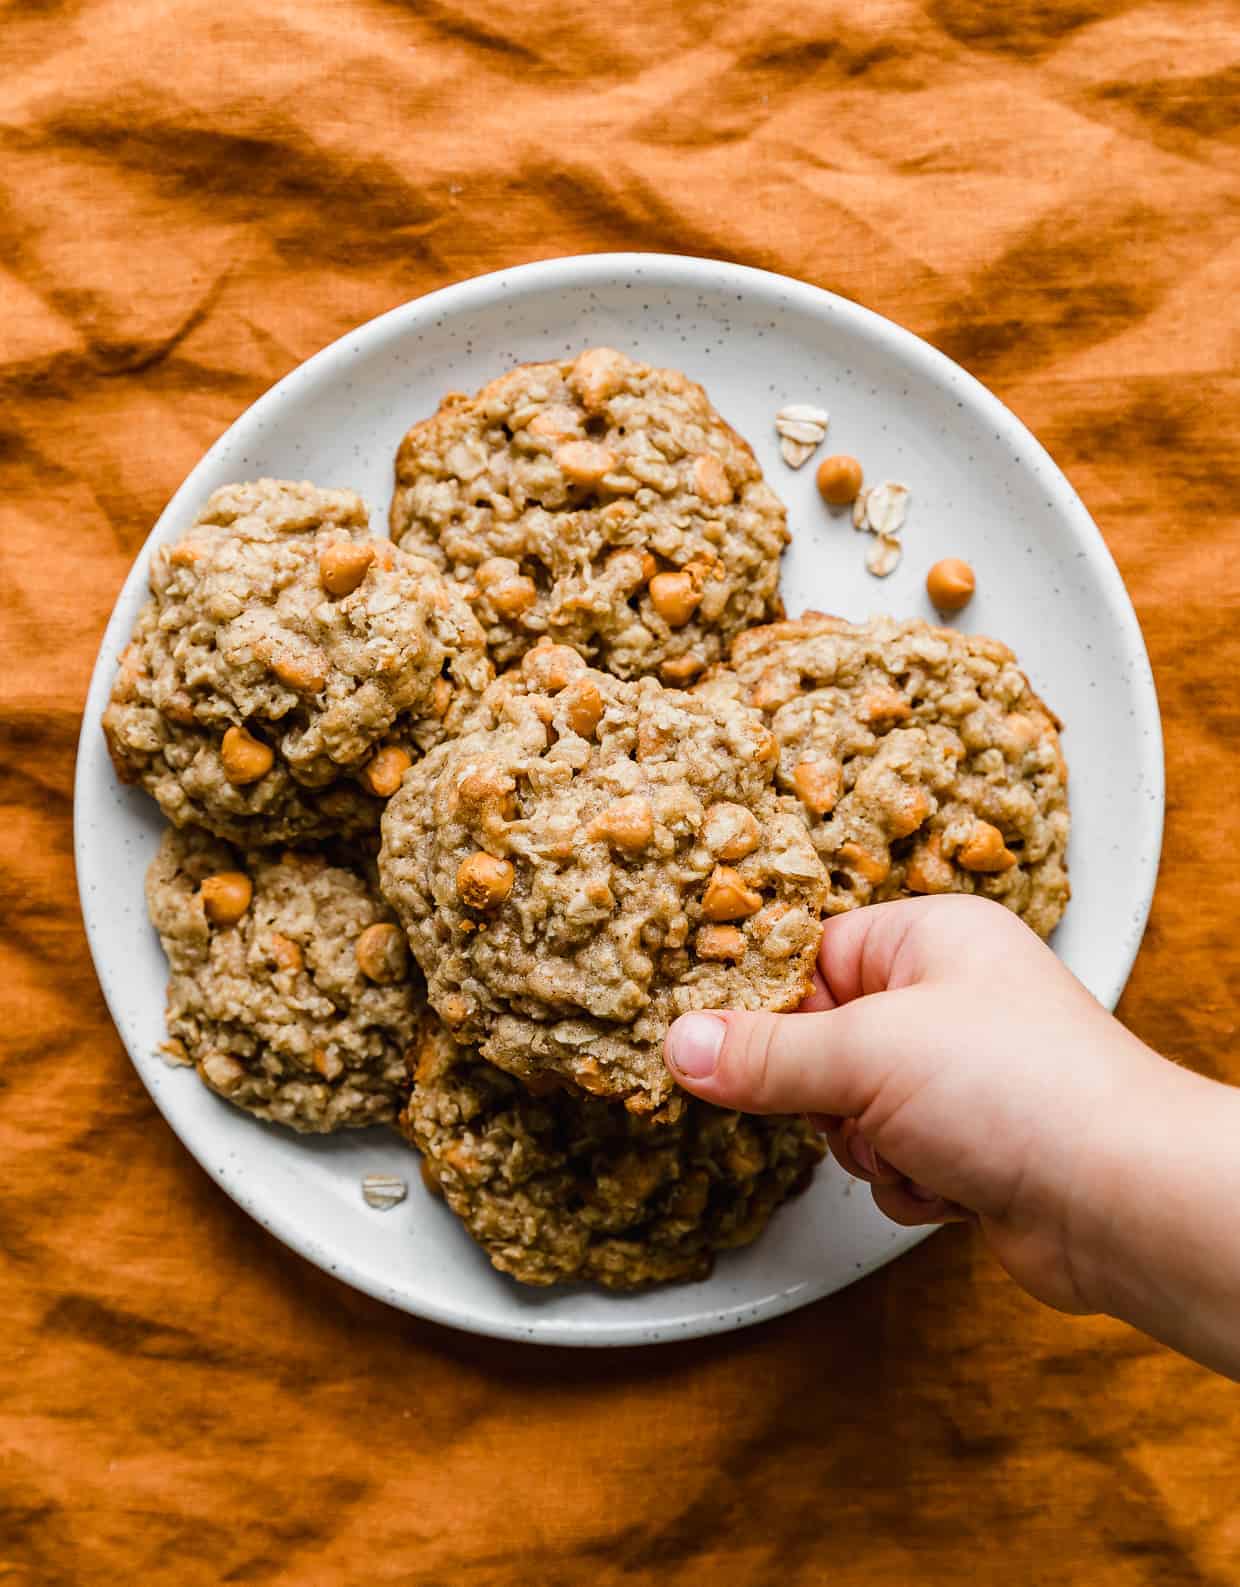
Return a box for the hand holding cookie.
[667,894,1240,1379]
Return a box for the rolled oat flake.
[362,1173,408,1210]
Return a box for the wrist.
[1044,1029,1184,1319]
[1071,1053,1240,1375]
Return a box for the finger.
[834,1119,903,1186]
[871,1181,972,1227]
[816,894,1041,1005]
[664,986,945,1117]
[819,1120,854,1177]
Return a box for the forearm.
[1081,1058,1240,1380]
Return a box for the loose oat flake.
[779,436,818,469]
[362,1173,408,1210]
[775,404,828,468]
[865,533,903,578]
[862,482,910,536]
[776,418,826,445]
[777,403,830,429]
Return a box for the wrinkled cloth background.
[3,1,1240,1582]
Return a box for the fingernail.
[848,1133,879,1177]
[667,1013,725,1079]
[906,1181,940,1202]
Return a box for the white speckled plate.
[75,254,1164,1347]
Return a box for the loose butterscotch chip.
[815,454,863,506]
[926,558,976,613]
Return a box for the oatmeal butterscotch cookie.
[402,1016,823,1289]
[147,827,421,1132]
[389,348,789,683]
[379,641,829,1118]
[104,479,491,845]
[699,614,1070,937]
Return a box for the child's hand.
[665,896,1240,1378]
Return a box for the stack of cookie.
[104,349,1069,1290]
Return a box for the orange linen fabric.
[3,3,1240,1582]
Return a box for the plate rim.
[73,250,1165,1346]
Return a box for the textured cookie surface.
[146,827,422,1131]
[699,614,1070,936]
[389,348,788,682]
[379,642,828,1117]
[402,1017,823,1289]
[103,478,491,845]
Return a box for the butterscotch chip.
[199,870,253,927]
[145,827,422,1132]
[926,557,976,613]
[696,925,746,961]
[399,1017,823,1289]
[456,852,515,909]
[220,726,274,786]
[701,802,761,860]
[389,348,788,679]
[905,833,955,894]
[102,479,492,845]
[837,843,890,886]
[659,654,707,686]
[697,614,1070,938]
[956,819,1017,872]
[562,678,603,739]
[379,666,828,1118]
[319,541,375,597]
[701,866,763,921]
[267,932,304,972]
[365,746,413,799]
[649,571,701,629]
[792,758,842,816]
[355,921,409,983]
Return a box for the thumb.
[664,987,940,1117]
